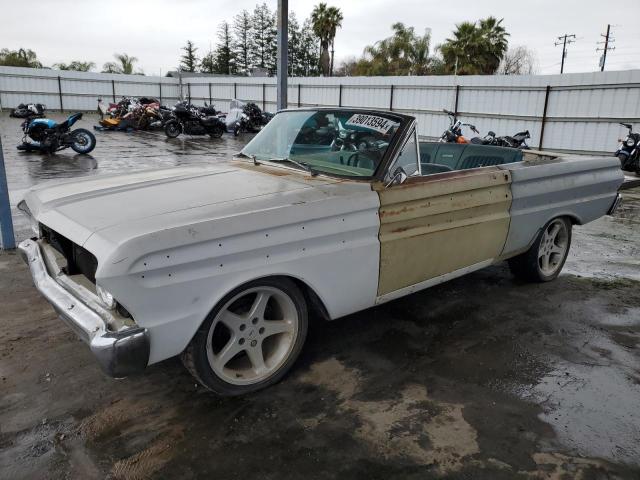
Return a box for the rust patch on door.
[375,168,512,296]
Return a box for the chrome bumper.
[608,193,623,215]
[18,238,149,378]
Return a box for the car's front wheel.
[508,217,572,282]
[182,277,308,396]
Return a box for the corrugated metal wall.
[2,66,639,154]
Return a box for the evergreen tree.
[288,12,302,76]
[233,10,252,75]
[179,40,199,72]
[200,50,216,74]
[300,18,320,76]
[250,3,276,72]
[214,21,235,74]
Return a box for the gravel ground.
[0,111,639,479]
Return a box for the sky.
[1,0,639,76]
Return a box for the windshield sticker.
[345,114,397,134]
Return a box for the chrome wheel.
[537,219,569,276]
[206,286,299,386]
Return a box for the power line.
[554,34,576,74]
[596,24,616,71]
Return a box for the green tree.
[180,40,199,72]
[478,17,509,73]
[439,17,509,75]
[102,53,141,75]
[200,50,216,74]
[0,48,43,68]
[311,3,343,76]
[214,21,235,75]
[250,3,276,72]
[288,12,302,76]
[233,10,252,75]
[54,61,95,72]
[300,17,320,76]
[353,23,433,76]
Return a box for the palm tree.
[439,17,509,75]
[102,53,140,74]
[311,3,343,76]
[478,17,509,74]
[327,6,343,76]
[439,21,483,75]
[357,23,432,76]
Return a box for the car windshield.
[240,110,402,177]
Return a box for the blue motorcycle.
[18,113,96,154]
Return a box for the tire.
[209,125,224,138]
[164,120,182,138]
[182,277,308,396]
[69,129,96,154]
[618,153,630,170]
[508,217,572,283]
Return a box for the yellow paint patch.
[375,168,512,295]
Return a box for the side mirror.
[488,131,496,137]
[385,166,408,188]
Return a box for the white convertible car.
[18,108,623,395]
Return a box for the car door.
[374,129,513,300]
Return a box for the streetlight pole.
[276,0,288,111]
[0,133,15,250]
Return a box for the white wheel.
[182,278,308,395]
[508,217,572,283]
[206,286,299,386]
[537,219,570,277]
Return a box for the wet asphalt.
[0,111,639,479]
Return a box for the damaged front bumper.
[18,238,149,378]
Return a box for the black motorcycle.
[616,123,639,174]
[164,103,225,139]
[226,101,274,136]
[17,113,96,154]
[470,130,531,149]
[10,103,46,118]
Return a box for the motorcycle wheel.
[165,121,182,138]
[209,125,224,139]
[618,153,631,170]
[233,124,241,137]
[70,129,96,154]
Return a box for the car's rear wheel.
[508,217,572,282]
[182,277,308,396]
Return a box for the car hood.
[23,161,362,249]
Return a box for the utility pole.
[597,24,615,72]
[554,34,576,74]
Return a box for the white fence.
[2,66,639,154]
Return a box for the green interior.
[418,142,523,175]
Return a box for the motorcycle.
[616,122,640,174]
[164,103,226,138]
[10,103,46,118]
[224,100,273,136]
[439,109,480,143]
[470,130,531,149]
[17,112,96,154]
